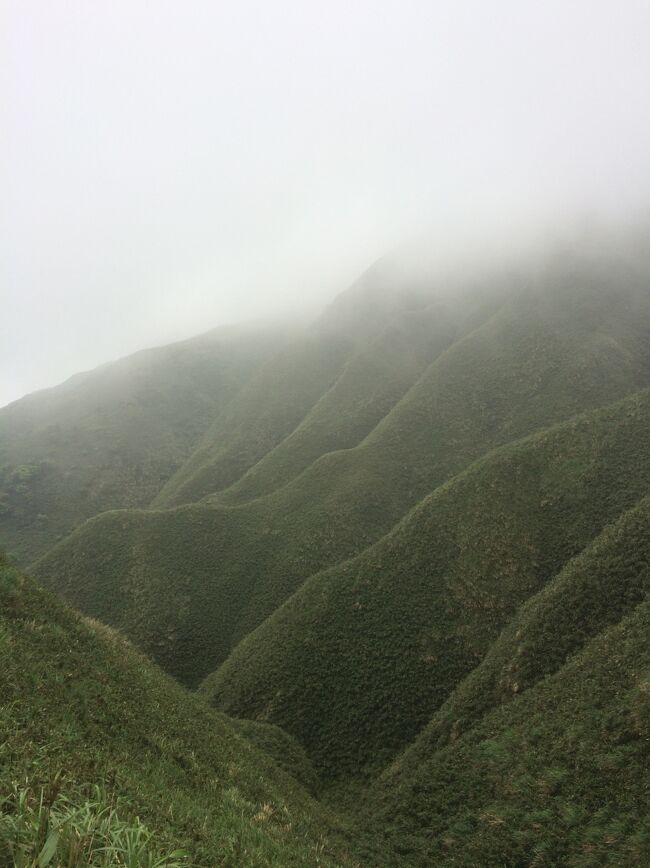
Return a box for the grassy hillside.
[0,555,359,867]
[34,250,650,689]
[153,261,443,510]
[0,324,287,563]
[211,300,468,507]
[6,238,650,866]
[202,389,650,786]
[150,331,355,509]
[367,497,650,866]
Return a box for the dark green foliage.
[202,390,650,784]
[368,502,650,865]
[0,556,359,866]
[229,719,321,796]
[31,293,481,686]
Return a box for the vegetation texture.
[33,248,650,689]
[3,239,650,865]
[0,556,359,866]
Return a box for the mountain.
[367,495,650,865]
[152,258,440,510]
[3,232,650,865]
[33,245,650,688]
[0,323,289,563]
[0,554,358,866]
[203,389,650,787]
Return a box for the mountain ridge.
[203,387,650,787]
[3,237,650,865]
[33,248,650,688]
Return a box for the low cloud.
[3,0,650,406]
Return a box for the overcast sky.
[2,1,650,407]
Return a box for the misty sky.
[3,1,650,408]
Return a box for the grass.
[0,781,188,867]
[367,500,650,864]
[7,240,650,865]
[33,253,650,689]
[0,557,361,866]
[202,388,650,786]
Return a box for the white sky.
[2,0,650,407]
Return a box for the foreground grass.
[0,781,188,867]
[0,558,359,867]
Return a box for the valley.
[2,239,650,865]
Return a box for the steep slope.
[153,259,442,510]
[0,555,359,867]
[31,287,487,686]
[150,331,355,509]
[367,497,650,866]
[7,238,650,866]
[202,389,650,785]
[0,323,287,563]
[207,300,470,507]
[34,250,650,689]
[218,246,650,514]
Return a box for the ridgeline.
[3,235,650,865]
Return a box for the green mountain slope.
[0,555,359,867]
[367,496,650,866]
[6,236,650,867]
[0,324,287,563]
[153,261,441,510]
[206,300,468,508]
[34,250,650,689]
[150,331,355,509]
[202,389,650,786]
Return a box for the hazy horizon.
[3,0,650,408]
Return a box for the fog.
[3,0,650,408]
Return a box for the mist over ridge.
[4,0,650,407]
[5,3,650,865]
[4,205,650,412]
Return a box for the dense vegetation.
[32,248,650,689]
[368,497,650,865]
[3,237,650,865]
[203,389,650,785]
[0,555,358,866]
[152,260,441,510]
